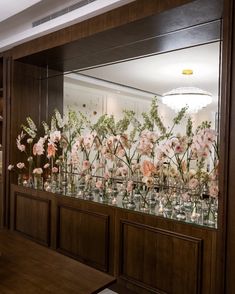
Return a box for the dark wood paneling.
[57,204,110,272]
[115,210,216,294]
[119,220,202,294]
[13,192,50,245]
[221,0,235,293]
[16,0,222,75]
[10,184,217,293]
[11,0,194,60]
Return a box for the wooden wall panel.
[119,220,202,294]
[57,205,110,272]
[11,0,193,60]
[13,192,50,245]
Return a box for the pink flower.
[96,180,103,189]
[141,160,156,177]
[127,180,134,192]
[117,147,125,157]
[82,160,91,171]
[188,178,199,189]
[104,171,111,180]
[33,137,45,156]
[142,176,154,187]
[16,162,25,169]
[52,167,58,173]
[47,142,57,158]
[43,163,50,169]
[209,183,219,198]
[174,144,185,154]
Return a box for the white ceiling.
[0,0,42,22]
[82,42,220,100]
[0,0,134,52]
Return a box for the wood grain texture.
[57,205,110,272]
[120,220,202,294]
[15,0,222,75]
[115,209,216,294]
[13,192,51,245]
[219,0,235,293]
[11,184,217,294]
[0,229,115,294]
[11,0,194,59]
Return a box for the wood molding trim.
[119,219,202,294]
[11,0,192,59]
[12,192,51,246]
[57,204,110,272]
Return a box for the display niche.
[11,42,220,229]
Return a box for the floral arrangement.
[8,97,219,226]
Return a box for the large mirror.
[64,41,220,133]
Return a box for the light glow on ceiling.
[0,0,42,22]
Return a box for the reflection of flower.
[209,183,219,198]
[82,160,91,171]
[140,160,156,177]
[127,180,134,192]
[188,178,199,189]
[142,176,154,187]
[96,180,103,189]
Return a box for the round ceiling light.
[162,69,213,113]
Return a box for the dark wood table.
[0,230,116,293]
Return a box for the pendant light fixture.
[162,69,212,113]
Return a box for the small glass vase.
[17,174,23,186]
[34,175,43,190]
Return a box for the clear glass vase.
[17,174,23,186]
[34,175,43,190]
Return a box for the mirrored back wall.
[63,41,220,134]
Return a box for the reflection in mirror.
[57,42,221,227]
[64,42,219,133]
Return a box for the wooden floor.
[0,230,115,294]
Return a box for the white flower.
[16,162,25,169]
[33,168,43,175]
[50,130,61,143]
[8,164,14,171]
